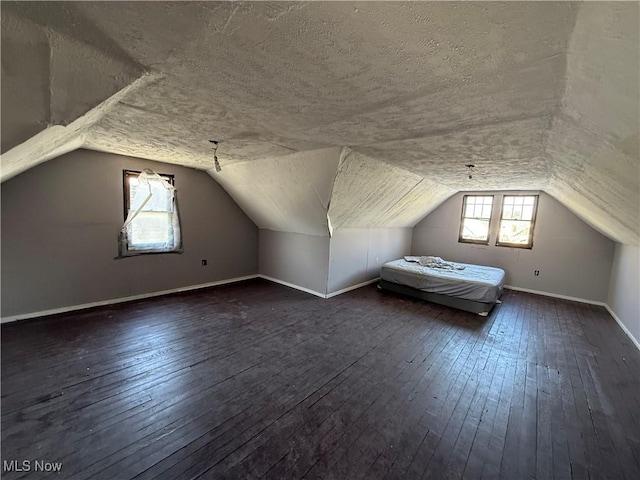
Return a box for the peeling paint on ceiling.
[1,1,638,244]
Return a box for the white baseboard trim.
[257,275,380,299]
[1,275,260,324]
[257,275,326,298]
[326,278,380,299]
[503,285,606,306]
[5,274,637,351]
[504,285,639,351]
[604,304,640,351]
[5,274,640,350]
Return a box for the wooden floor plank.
[2,279,639,480]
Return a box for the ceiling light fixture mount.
[465,164,476,179]
[209,140,221,172]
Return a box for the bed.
[379,257,505,316]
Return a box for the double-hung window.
[459,195,494,244]
[458,193,539,248]
[496,195,538,248]
[119,169,182,256]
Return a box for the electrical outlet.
[376,257,380,264]
[534,270,540,276]
[202,259,207,266]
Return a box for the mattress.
[380,259,505,304]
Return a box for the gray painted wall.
[412,191,615,302]
[259,227,411,296]
[328,228,412,294]
[608,244,640,345]
[1,149,258,318]
[258,229,330,296]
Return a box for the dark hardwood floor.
[2,278,639,479]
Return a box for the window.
[496,195,538,248]
[118,169,182,256]
[459,195,494,244]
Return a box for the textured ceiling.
[545,2,640,246]
[1,1,638,244]
[213,147,340,237]
[329,148,454,230]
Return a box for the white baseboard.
[257,275,380,299]
[257,275,326,298]
[326,278,380,299]
[503,285,606,306]
[1,275,260,323]
[1,274,376,324]
[504,285,639,351]
[4,275,637,351]
[604,304,640,351]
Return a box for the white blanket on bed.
[404,255,465,271]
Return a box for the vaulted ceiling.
[2,1,638,244]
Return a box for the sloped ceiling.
[213,147,340,236]
[545,2,640,246]
[329,148,454,230]
[1,1,638,244]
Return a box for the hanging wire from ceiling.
[465,164,475,179]
[210,140,221,172]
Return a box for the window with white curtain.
[118,169,182,256]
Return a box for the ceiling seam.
[542,2,582,188]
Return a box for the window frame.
[495,194,539,249]
[123,170,175,221]
[121,169,180,256]
[458,194,495,245]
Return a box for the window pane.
[499,220,531,245]
[474,204,483,218]
[512,206,522,220]
[460,195,493,243]
[129,178,138,207]
[497,195,537,248]
[465,204,474,218]
[129,212,172,247]
[130,178,171,212]
[463,195,492,219]
[145,180,172,211]
[462,218,489,241]
[481,204,492,218]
